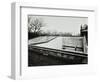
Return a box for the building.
[80,24,88,44]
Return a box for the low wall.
[28,48,87,66]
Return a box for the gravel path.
[28,36,57,45]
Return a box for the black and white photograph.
[11,2,97,79]
[28,15,88,66]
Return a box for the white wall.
[0,0,100,81]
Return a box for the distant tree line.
[39,31,73,37]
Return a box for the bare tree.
[28,17,45,34]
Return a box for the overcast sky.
[28,15,88,35]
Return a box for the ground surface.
[28,49,87,66]
[28,36,87,66]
